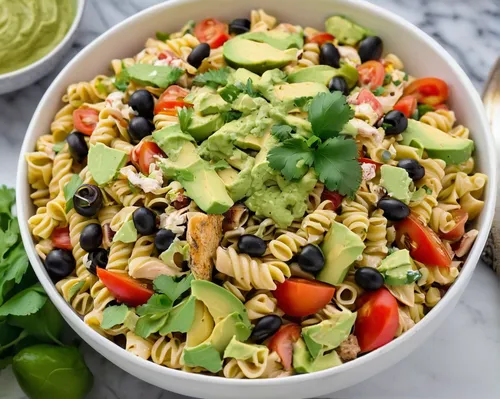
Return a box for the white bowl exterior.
[16,0,497,398]
[0,0,86,95]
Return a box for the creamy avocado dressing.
[0,0,76,74]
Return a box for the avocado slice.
[112,220,137,243]
[223,336,268,361]
[302,311,357,358]
[287,64,359,88]
[293,338,343,374]
[240,30,304,50]
[183,312,251,373]
[317,221,365,285]
[378,249,420,286]
[191,280,251,327]
[186,300,214,347]
[231,68,262,86]
[187,113,224,141]
[324,16,373,46]
[223,38,298,74]
[193,92,230,116]
[380,165,413,204]
[153,125,234,214]
[88,143,128,185]
[218,166,253,202]
[401,119,474,165]
[273,82,329,102]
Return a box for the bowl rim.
[0,0,86,80]
[16,0,498,388]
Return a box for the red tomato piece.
[194,18,230,49]
[356,88,384,119]
[132,141,165,175]
[355,288,399,353]
[154,85,192,115]
[358,157,382,171]
[439,209,468,242]
[357,61,385,90]
[267,324,301,370]
[393,95,418,118]
[307,32,335,45]
[73,109,99,136]
[273,278,335,317]
[433,103,449,111]
[97,268,153,307]
[404,77,449,106]
[51,227,72,250]
[396,214,452,267]
[321,189,344,211]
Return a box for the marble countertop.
[1,0,500,398]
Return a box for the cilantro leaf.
[313,137,362,196]
[267,138,314,181]
[113,62,130,92]
[393,79,402,86]
[271,124,294,142]
[294,96,313,110]
[417,104,434,118]
[219,85,242,103]
[135,293,174,338]
[101,304,129,329]
[308,92,354,140]
[135,313,169,338]
[153,274,194,303]
[372,86,385,96]
[0,243,29,304]
[178,107,193,132]
[192,68,230,88]
[126,64,183,88]
[159,296,196,335]
[221,110,243,123]
[0,186,15,218]
[403,73,409,81]
[383,73,392,85]
[156,31,170,41]
[52,142,65,154]
[64,174,83,213]
[136,294,173,316]
[243,78,259,98]
[406,270,422,284]
[0,283,47,317]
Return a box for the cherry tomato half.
[154,85,192,115]
[51,227,72,250]
[355,288,399,353]
[357,60,385,90]
[404,77,449,106]
[194,18,230,49]
[396,213,452,267]
[96,268,154,307]
[393,95,418,118]
[321,189,344,211]
[267,323,301,370]
[132,141,165,175]
[439,209,468,242]
[307,32,335,45]
[356,88,384,119]
[73,109,99,136]
[273,278,335,317]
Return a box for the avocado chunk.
[287,64,359,88]
[223,336,269,361]
[273,82,329,102]
[112,220,137,243]
[240,30,304,50]
[182,312,251,373]
[153,124,233,214]
[401,119,474,165]
[325,16,373,46]
[378,249,420,286]
[317,221,365,285]
[88,143,128,185]
[193,92,230,116]
[293,338,343,374]
[191,280,251,327]
[223,38,298,74]
[187,113,224,141]
[186,300,214,347]
[218,165,253,202]
[231,68,261,86]
[302,311,357,358]
[380,165,413,204]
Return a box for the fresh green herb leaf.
[422,185,433,195]
[0,218,19,261]
[383,73,392,86]
[192,68,230,88]
[113,62,130,92]
[313,137,362,197]
[393,80,402,86]
[403,73,409,81]
[0,243,29,304]
[406,270,422,284]
[136,294,173,316]
[156,31,170,41]
[135,313,170,338]
[126,64,184,88]
[52,142,65,154]
[417,104,434,118]
[101,304,129,329]
[159,296,196,335]
[267,137,314,181]
[294,96,313,110]
[308,92,354,140]
[306,135,321,148]
[210,160,230,171]
[178,107,194,132]
[0,283,47,317]
[244,78,259,98]
[0,186,15,218]
[64,174,83,213]
[153,274,194,303]
[221,110,243,123]
[219,84,242,103]
[382,122,393,130]
[411,109,419,120]
[67,280,85,301]
[181,20,195,35]
[135,293,174,338]
[371,86,385,96]
[271,124,294,142]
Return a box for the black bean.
[355,267,385,291]
[297,244,325,274]
[237,235,267,257]
[250,315,282,343]
[397,158,425,181]
[319,43,341,68]
[378,197,410,221]
[80,223,103,252]
[73,184,103,217]
[133,207,157,235]
[358,36,383,63]
[66,132,88,163]
[128,90,155,120]
[187,43,211,68]
[383,110,408,135]
[328,76,349,95]
[45,249,75,281]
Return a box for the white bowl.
[16,0,497,398]
[0,0,86,95]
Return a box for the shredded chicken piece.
[361,163,377,181]
[454,229,479,258]
[120,166,163,193]
[338,45,361,67]
[336,335,361,362]
[349,118,383,144]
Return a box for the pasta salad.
[26,9,487,378]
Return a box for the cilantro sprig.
[192,68,230,88]
[267,92,361,197]
[219,78,260,103]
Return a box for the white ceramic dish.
[16,0,497,398]
[0,0,86,95]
